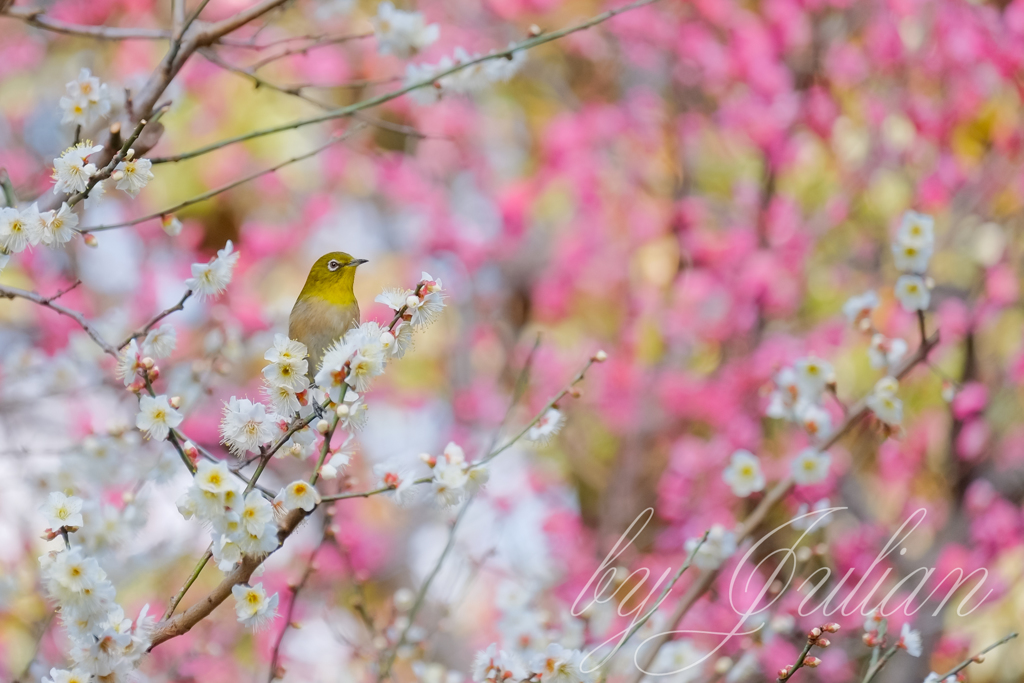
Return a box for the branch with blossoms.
[630,210,943,683]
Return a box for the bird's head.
[299,251,368,305]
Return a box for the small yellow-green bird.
[289,252,368,376]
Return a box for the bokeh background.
[1,0,1024,681]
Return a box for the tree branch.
[149,0,660,164]
[629,330,941,683]
[0,284,117,356]
[1,6,171,40]
[80,128,363,233]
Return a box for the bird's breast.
[288,296,360,375]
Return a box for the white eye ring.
[327,259,341,272]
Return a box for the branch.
[628,330,941,683]
[267,517,331,682]
[80,128,363,233]
[0,284,117,356]
[1,168,16,207]
[149,0,660,164]
[933,632,1018,681]
[117,290,192,349]
[247,32,373,71]
[1,6,171,40]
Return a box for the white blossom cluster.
[185,240,239,301]
[426,441,489,508]
[372,1,439,58]
[176,460,279,571]
[38,498,153,682]
[59,68,112,127]
[405,46,526,104]
[0,200,80,273]
[763,356,834,485]
[892,211,934,312]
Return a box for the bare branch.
[246,32,373,71]
[80,127,364,233]
[1,6,171,40]
[117,290,192,350]
[0,284,117,356]
[150,0,660,164]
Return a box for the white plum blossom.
[685,524,737,571]
[432,458,470,508]
[264,382,304,417]
[530,644,592,683]
[276,480,320,512]
[113,155,154,198]
[895,274,930,311]
[231,583,279,631]
[793,356,834,398]
[766,367,800,420]
[528,407,564,442]
[52,143,102,195]
[866,376,903,426]
[41,203,79,246]
[43,492,85,530]
[722,450,765,497]
[142,324,177,359]
[0,205,43,253]
[43,667,92,683]
[791,448,831,485]
[263,334,309,391]
[115,339,143,386]
[899,623,923,657]
[136,394,183,441]
[643,639,706,683]
[372,1,439,58]
[59,68,112,126]
[220,397,276,457]
[796,402,832,441]
[316,322,387,397]
[896,211,935,249]
[473,644,528,682]
[842,290,879,328]
[185,240,238,301]
[868,334,908,372]
[374,460,416,504]
[892,240,933,274]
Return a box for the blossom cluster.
[38,495,152,681]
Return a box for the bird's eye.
[327,260,341,272]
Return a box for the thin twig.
[149,0,660,164]
[118,290,192,349]
[80,128,363,233]
[0,284,117,356]
[0,168,16,206]
[933,632,1018,680]
[266,517,331,682]
[247,32,373,71]
[2,6,171,40]
[162,549,212,620]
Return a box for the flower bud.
[335,403,350,417]
[128,378,146,394]
[406,294,420,308]
[111,170,125,181]
[162,215,183,237]
[169,395,182,409]
[808,627,822,639]
[316,419,330,434]
[123,491,135,504]
[380,331,395,347]
[777,666,792,679]
[142,357,155,369]
[817,638,830,648]
[713,657,732,675]
[83,233,99,248]
[594,349,608,362]
[973,655,985,663]
[147,367,160,381]
[802,657,820,668]
[863,632,876,646]
[569,387,582,398]
[125,148,135,160]
[529,24,542,36]
[823,623,841,633]
[419,452,437,467]
[183,441,199,465]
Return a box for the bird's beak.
[346,258,369,267]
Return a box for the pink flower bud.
[83,233,98,247]
[803,657,820,668]
[823,622,841,633]
[169,395,182,409]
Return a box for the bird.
[289,252,368,377]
